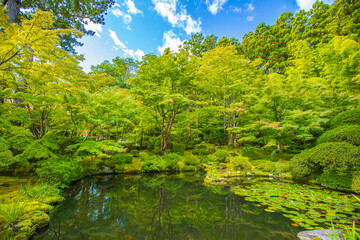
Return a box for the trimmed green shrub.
[230,156,253,171]
[252,160,276,172]
[290,142,360,186]
[183,155,200,166]
[351,172,360,193]
[317,125,360,146]
[112,153,133,164]
[192,148,210,156]
[318,170,353,191]
[330,108,360,128]
[172,142,185,156]
[200,156,217,165]
[36,159,83,188]
[214,150,229,163]
[183,165,196,171]
[129,149,140,157]
[275,163,291,173]
[163,153,182,171]
[141,156,165,172]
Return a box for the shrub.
[214,150,229,163]
[183,165,196,171]
[0,150,17,169]
[163,153,182,171]
[330,108,360,128]
[351,172,360,193]
[112,153,133,164]
[318,170,353,191]
[230,156,253,171]
[35,158,83,188]
[141,156,165,172]
[3,126,33,153]
[317,125,360,146]
[172,142,185,156]
[129,149,140,157]
[290,142,360,185]
[200,156,216,165]
[0,137,10,152]
[192,148,210,156]
[252,160,276,172]
[275,163,291,173]
[183,155,200,166]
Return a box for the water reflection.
[34,172,301,240]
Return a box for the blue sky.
[78,0,335,72]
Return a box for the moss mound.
[290,142,360,191]
[317,125,360,146]
[330,108,360,128]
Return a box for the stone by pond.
[33,172,302,240]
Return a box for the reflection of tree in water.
[34,174,300,240]
[148,186,174,240]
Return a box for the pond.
[33,172,302,240]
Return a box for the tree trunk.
[5,0,20,24]
[278,143,284,154]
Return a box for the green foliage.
[3,127,33,154]
[129,149,140,157]
[318,170,353,191]
[183,165,197,171]
[192,148,210,156]
[0,150,17,169]
[230,156,253,171]
[0,199,27,225]
[0,137,10,152]
[20,183,63,203]
[290,142,360,189]
[183,155,200,166]
[172,142,185,156]
[112,153,133,164]
[66,140,124,160]
[317,125,360,146]
[163,153,182,171]
[330,108,360,129]
[214,150,229,163]
[141,156,165,173]
[35,159,83,188]
[352,172,360,194]
[252,160,277,172]
[17,140,58,165]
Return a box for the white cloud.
[206,0,228,15]
[295,0,334,11]
[125,0,143,15]
[123,14,132,24]
[112,8,133,25]
[111,9,123,17]
[109,29,144,60]
[230,6,242,13]
[247,16,254,21]
[109,30,126,49]
[152,0,201,35]
[246,3,255,12]
[158,30,182,54]
[84,20,103,38]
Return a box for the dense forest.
[0,0,360,239]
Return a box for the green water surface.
[33,172,301,240]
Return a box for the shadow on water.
[33,172,302,240]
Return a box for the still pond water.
[34,172,302,240]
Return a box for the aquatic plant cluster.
[231,181,360,230]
